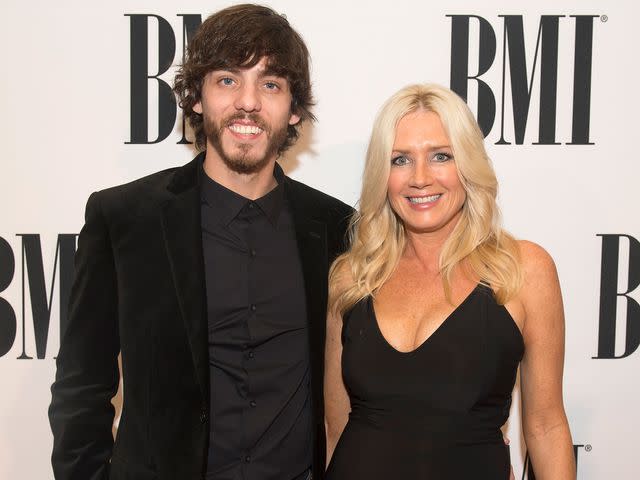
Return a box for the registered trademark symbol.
[600,15,608,22]
[585,444,592,452]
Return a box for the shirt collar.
[199,160,286,227]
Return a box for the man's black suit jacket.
[49,156,353,480]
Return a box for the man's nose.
[234,83,261,112]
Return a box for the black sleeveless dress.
[326,284,524,479]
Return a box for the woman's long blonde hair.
[329,84,522,315]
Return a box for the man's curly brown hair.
[173,4,315,152]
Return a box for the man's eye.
[219,77,234,86]
[264,82,279,90]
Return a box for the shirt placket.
[241,201,259,477]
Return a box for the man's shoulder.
[94,157,199,203]
[98,166,181,197]
[284,176,353,218]
[284,177,354,254]
[88,157,200,219]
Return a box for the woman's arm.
[518,241,576,479]
[324,304,351,466]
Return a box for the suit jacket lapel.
[284,179,329,405]
[160,157,209,403]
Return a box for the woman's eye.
[391,155,409,166]
[433,152,452,162]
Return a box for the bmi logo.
[125,14,202,145]
[127,14,601,146]
[594,234,640,359]
[0,235,77,359]
[448,15,600,144]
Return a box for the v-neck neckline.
[369,284,481,355]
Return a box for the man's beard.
[203,112,289,175]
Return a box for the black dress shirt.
[200,163,311,480]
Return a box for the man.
[49,5,352,480]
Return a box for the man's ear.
[193,101,203,114]
[289,112,301,126]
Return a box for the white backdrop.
[1,0,638,478]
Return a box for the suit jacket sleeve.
[49,191,120,480]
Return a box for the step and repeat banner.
[1,0,638,478]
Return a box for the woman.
[324,84,575,478]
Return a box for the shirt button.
[248,202,255,209]
[250,400,257,408]
[248,351,255,359]
[199,411,207,423]
[244,455,251,463]
[250,304,257,312]
[250,249,257,257]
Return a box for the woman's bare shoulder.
[517,239,558,283]
[514,240,563,326]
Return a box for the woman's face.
[386,110,466,237]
